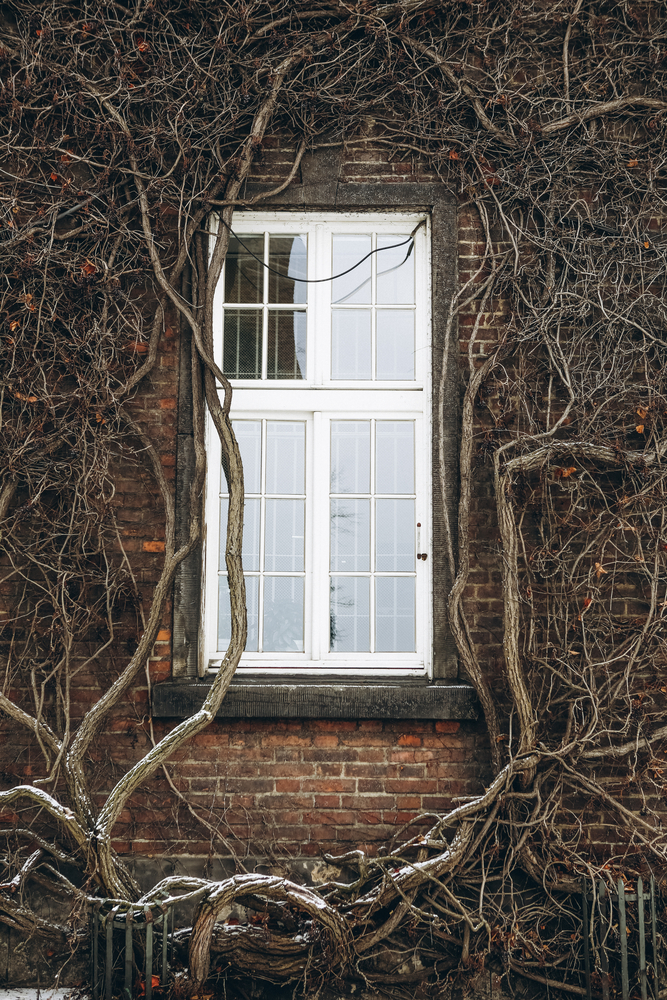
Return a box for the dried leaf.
[644,241,650,249]
[636,406,648,419]
[628,159,638,167]
[555,466,577,478]
[81,259,97,275]
[9,320,20,332]
[449,149,459,160]
[594,562,607,578]
[636,424,644,434]
[50,172,58,182]
[123,341,150,354]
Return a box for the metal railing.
[581,876,662,1000]
[91,900,175,1000]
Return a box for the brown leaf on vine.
[636,424,645,434]
[81,259,97,275]
[628,159,638,167]
[123,341,149,354]
[594,562,607,578]
[449,150,459,160]
[555,466,576,478]
[636,406,648,419]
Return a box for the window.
[204,213,431,675]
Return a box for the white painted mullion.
[369,417,376,654]
[311,411,324,661]
[258,418,267,651]
[261,231,269,380]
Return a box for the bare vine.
[1,0,667,996]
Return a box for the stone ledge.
[152,681,479,720]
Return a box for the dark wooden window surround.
[153,147,478,721]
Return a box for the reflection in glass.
[224,235,263,303]
[376,577,415,652]
[265,500,304,571]
[331,500,370,571]
[376,499,414,571]
[263,577,304,651]
[376,422,414,494]
[231,421,262,493]
[376,235,414,304]
[219,497,260,572]
[267,310,306,379]
[332,235,371,304]
[331,421,370,493]
[266,422,305,494]
[332,310,371,380]
[218,574,259,651]
[269,235,307,304]
[376,310,414,380]
[330,577,370,652]
[223,309,261,379]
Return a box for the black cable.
[219,216,414,284]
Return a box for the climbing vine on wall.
[1,0,667,995]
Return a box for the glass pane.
[377,235,415,304]
[376,310,415,380]
[218,574,259,652]
[332,235,371,304]
[219,497,260,572]
[267,310,306,380]
[232,421,262,494]
[332,310,371,380]
[376,421,414,494]
[266,422,305,494]
[263,576,304,652]
[269,235,307,304]
[376,499,414,571]
[330,577,370,652]
[223,309,261,379]
[224,235,263,303]
[376,577,415,652]
[331,500,370,571]
[265,499,304,571]
[331,421,370,494]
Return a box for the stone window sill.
[151,680,478,720]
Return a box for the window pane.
[218,574,259,652]
[263,576,304,651]
[331,421,370,493]
[223,309,261,379]
[224,235,263,303]
[376,310,414,380]
[332,310,371,380]
[267,310,306,380]
[376,421,414,494]
[332,235,371,304]
[376,577,415,652]
[219,497,260,572]
[269,235,307,304]
[265,499,304,571]
[266,422,305,494]
[331,500,370,571]
[376,499,414,571]
[376,235,414,304]
[232,421,262,494]
[330,577,370,652]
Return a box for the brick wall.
[0,138,506,879]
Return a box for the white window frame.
[203,212,432,677]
